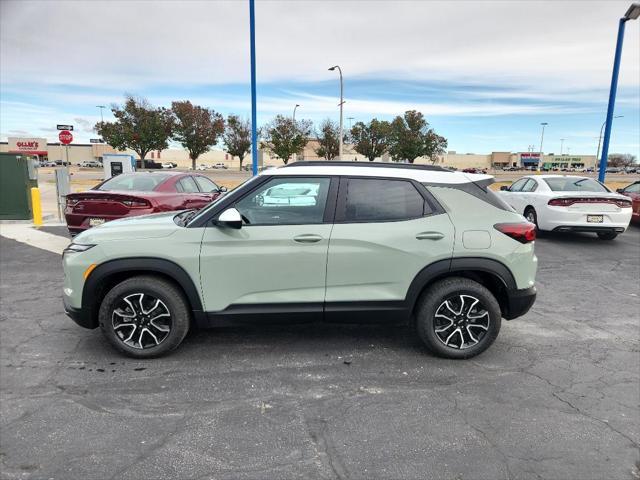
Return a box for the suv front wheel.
[415,277,502,359]
[99,275,191,358]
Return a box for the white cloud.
[1,0,638,91]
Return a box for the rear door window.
[177,177,200,193]
[509,178,529,192]
[341,178,426,222]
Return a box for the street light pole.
[328,65,344,160]
[292,104,300,163]
[596,115,623,169]
[598,3,639,182]
[96,105,106,123]
[249,0,258,176]
[537,122,548,172]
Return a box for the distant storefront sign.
[8,137,48,155]
[520,152,540,165]
[90,138,105,143]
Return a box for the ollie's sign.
[58,130,73,145]
[8,137,48,155]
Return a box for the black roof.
[283,161,451,172]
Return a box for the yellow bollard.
[31,187,43,227]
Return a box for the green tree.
[171,101,224,171]
[223,115,252,171]
[260,115,312,164]
[388,110,447,164]
[96,95,174,168]
[314,119,340,160]
[350,118,392,161]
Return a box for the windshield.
[186,175,262,227]
[97,173,170,192]
[544,177,609,193]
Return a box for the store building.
[0,137,596,170]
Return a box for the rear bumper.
[63,296,97,329]
[538,206,631,232]
[503,286,536,320]
[551,225,626,234]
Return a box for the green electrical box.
[0,153,39,220]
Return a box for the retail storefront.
[6,137,48,160]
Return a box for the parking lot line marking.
[0,224,69,255]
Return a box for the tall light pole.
[537,122,548,172]
[599,3,639,182]
[96,105,106,123]
[249,0,258,176]
[328,65,344,160]
[560,138,565,155]
[347,117,355,130]
[291,104,300,163]
[596,115,623,169]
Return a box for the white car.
[212,163,228,169]
[161,162,177,169]
[498,175,633,240]
[80,160,101,168]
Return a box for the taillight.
[494,222,536,244]
[548,197,632,208]
[121,198,151,208]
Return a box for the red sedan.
[65,172,226,235]
[617,181,640,223]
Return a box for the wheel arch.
[406,257,517,317]
[82,258,204,329]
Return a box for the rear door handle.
[293,234,323,243]
[416,231,445,240]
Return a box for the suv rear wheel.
[98,275,191,358]
[415,277,501,359]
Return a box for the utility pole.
[599,3,639,182]
[249,0,258,176]
[537,122,548,172]
[328,65,344,160]
[560,138,565,155]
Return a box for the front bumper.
[503,286,536,320]
[63,296,97,329]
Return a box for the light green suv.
[63,162,537,359]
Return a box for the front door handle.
[293,234,323,243]
[416,231,445,240]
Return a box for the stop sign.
[59,130,73,145]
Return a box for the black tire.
[415,277,502,359]
[597,231,618,240]
[524,206,538,230]
[99,275,191,358]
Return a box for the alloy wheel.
[433,294,490,349]
[112,293,172,349]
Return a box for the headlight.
[63,243,95,255]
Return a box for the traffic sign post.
[58,130,73,145]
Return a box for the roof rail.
[282,161,452,172]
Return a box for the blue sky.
[1,0,639,157]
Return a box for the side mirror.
[500,185,510,191]
[217,208,242,229]
[219,186,228,193]
[616,188,624,193]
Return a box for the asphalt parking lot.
[1,226,639,480]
